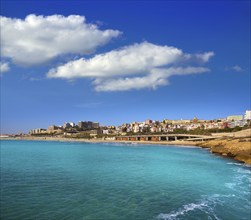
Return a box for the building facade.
[244,110,251,120]
[226,115,243,121]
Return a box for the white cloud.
[94,67,210,91]
[232,65,243,72]
[47,42,213,91]
[0,14,121,66]
[225,65,244,72]
[47,42,184,79]
[0,61,10,73]
[184,51,214,63]
[195,52,214,63]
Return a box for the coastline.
[1,131,251,164]
[197,138,251,165]
[0,136,200,146]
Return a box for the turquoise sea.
[0,140,250,220]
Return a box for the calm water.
[0,140,250,220]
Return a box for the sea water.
[0,140,250,220]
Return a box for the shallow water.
[1,140,250,219]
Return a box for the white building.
[244,110,251,120]
[133,125,140,133]
[226,115,243,121]
[102,130,109,135]
[69,122,75,127]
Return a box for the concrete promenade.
[115,134,218,142]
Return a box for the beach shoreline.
[1,133,250,164]
[0,136,200,146]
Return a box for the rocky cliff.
[197,133,251,164]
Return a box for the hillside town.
[26,110,251,138]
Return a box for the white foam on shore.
[171,145,199,149]
[244,164,251,168]
[227,162,244,166]
[102,142,141,147]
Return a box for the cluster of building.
[29,121,100,135]
[116,110,250,134]
[29,110,251,136]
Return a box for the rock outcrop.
[197,137,251,164]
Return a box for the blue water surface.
[0,140,250,220]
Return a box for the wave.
[244,164,251,168]
[225,166,251,195]
[227,162,251,169]
[156,193,236,220]
[101,142,136,146]
[235,167,251,175]
[227,162,244,166]
[225,183,236,190]
[227,162,251,170]
[157,201,209,220]
[157,184,250,220]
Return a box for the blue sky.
[1,1,250,134]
